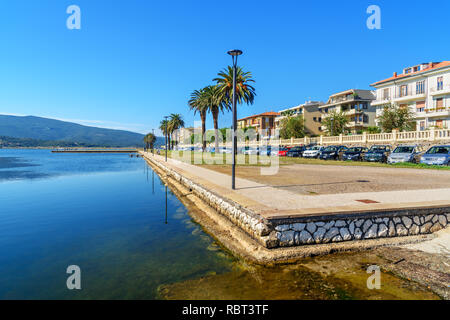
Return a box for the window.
[416,101,425,113]
[420,121,425,131]
[437,77,444,90]
[362,103,368,110]
[436,120,443,128]
[383,88,390,100]
[363,115,369,123]
[416,80,425,94]
[313,117,317,121]
[436,98,444,109]
[400,85,408,97]
[404,68,412,74]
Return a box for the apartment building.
[274,101,324,135]
[319,89,376,134]
[237,112,280,137]
[371,61,450,130]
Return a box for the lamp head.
[227,49,243,56]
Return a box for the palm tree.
[168,113,185,148]
[159,119,169,151]
[214,66,256,107]
[202,85,224,152]
[143,133,156,151]
[188,88,209,151]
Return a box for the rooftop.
[238,112,280,121]
[371,61,450,87]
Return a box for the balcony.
[430,84,450,96]
[393,90,426,103]
[329,95,357,104]
[347,121,369,128]
[423,107,450,118]
[372,96,391,106]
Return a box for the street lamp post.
[164,116,169,162]
[227,49,242,190]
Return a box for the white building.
[371,61,450,131]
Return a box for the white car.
[243,147,259,155]
[302,146,323,158]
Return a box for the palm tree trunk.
[212,108,219,152]
[200,111,206,151]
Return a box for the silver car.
[387,145,422,164]
[420,145,450,166]
[302,146,323,158]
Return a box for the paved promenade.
[143,152,450,220]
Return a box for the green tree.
[365,126,381,134]
[322,110,349,136]
[188,88,209,151]
[143,133,156,150]
[168,113,185,148]
[214,66,256,106]
[279,115,305,139]
[214,66,256,149]
[159,119,170,150]
[377,103,415,133]
[201,85,223,151]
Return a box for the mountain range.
[0,115,161,148]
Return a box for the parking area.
[201,163,450,196]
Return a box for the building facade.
[371,61,450,131]
[237,112,280,137]
[274,101,324,136]
[319,89,376,134]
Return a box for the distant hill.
[0,115,161,148]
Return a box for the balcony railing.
[328,95,358,104]
[430,84,450,93]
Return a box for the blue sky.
[0,0,449,135]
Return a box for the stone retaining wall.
[141,152,449,249]
[272,211,450,248]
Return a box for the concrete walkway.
[143,152,450,220]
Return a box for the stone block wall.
[272,212,450,248]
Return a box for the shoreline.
[141,151,447,264]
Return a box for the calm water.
[0,150,438,300]
[0,149,233,299]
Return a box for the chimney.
[429,62,434,68]
[393,72,397,77]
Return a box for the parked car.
[259,145,272,156]
[243,146,259,155]
[218,147,232,154]
[420,145,450,166]
[342,147,368,161]
[318,145,348,160]
[277,146,291,157]
[364,145,391,163]
[286,146,306,157]
[302,146,324,158]
[387,145,422,164]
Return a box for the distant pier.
[52,148,138,153]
